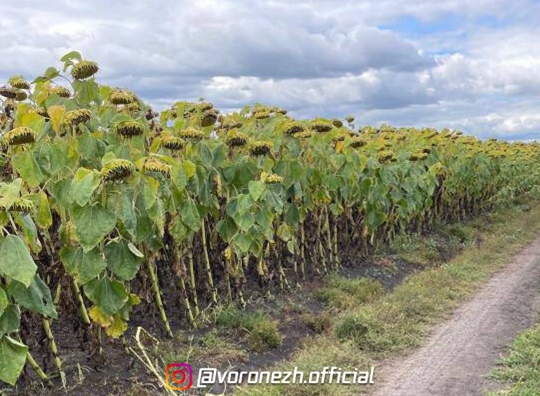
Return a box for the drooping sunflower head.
[178,127,205,141]
[14,90,28,101]
[261,172,284,185]
[253,109,271,119]
[425,130,439,139]
[109,89,137,105]
[332,119,344,128]
[283,121,306,136]
[395,133,407,141]
[4,127,37,146]
[71,60,99,80]
[331,135,346,145]
[198,102,214,111]
[248,141,273,156]
[143,158,172,177]
[51,86,71,98]
[114,120,145,138]
[409,151,428,162]
[310,120,333,133]
[271,106,287,115]
[221,119,243,131]
[10,78,30,90]
[161,136,185,151]
[377,150,396,164]
[345,116,355,123]
[225,129,248,147]
[349,137,367,148]
[0,86,17,99]
[101,159,135,182]
[201,109,219,127]
[63,109,92,127]
[36,108,49,119]
[293,131,313,139]
[126,102,141,112]
[4,198,35,213]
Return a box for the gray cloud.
[1,0,540,139]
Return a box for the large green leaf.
[59,246,107,284]
[181,198,201,231]
[0,235,37,287]
[60,50,82,62]
[170,217,189,242]
[34,190,52,229]
[49,179,72,208]
[235,194,254,215]
[104,240,142,280]
[284,203,300,226]
[142,177,159,210]
[0,336,28,386]
[13,213,40,253]
[212,144,227,168]
[232,233,252,254]
[248,181,266,202]
[8,276,57,318]
[216,217,238,242]
[78,131,106,163]
[0,289,8,318]
[72,204,116,252]
[222,161,257,188]
[11,150,45,188]
[234,213,255,232]
[107,190,137,238]
[0,305,20,338]
[0,179,22,210]
[148,197,165,236]
[171,163,188,189]
[84,278,129,315]
[70,167,101,206]
[73,80,100,104]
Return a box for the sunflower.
[71,60,99,80]
[161,136,185,150]
[101,159,135,182]
[110,90,137,105]
[178,127,205,141]
[114,120,145,138]
[4,127,37,146]
[51,86,71,98]
[10,78,30,90]
[0,87,17,99]
[143,159,172,177]
[248,141,273,156]
[225,129,248,147]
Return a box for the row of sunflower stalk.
[0,51,539,386]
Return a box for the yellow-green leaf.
[35,191,52,229]
[88,305,113,327]
[105,315,128,338]
[48,105,65,133]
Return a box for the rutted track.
[371,237,540,396]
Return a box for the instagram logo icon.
[165,363,193,391]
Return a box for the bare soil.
[371,237,540,396]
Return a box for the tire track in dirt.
[371,237,540,396]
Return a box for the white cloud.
[1,0,540,139]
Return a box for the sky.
[1,0,540,140]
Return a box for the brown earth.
[370,237,540,396]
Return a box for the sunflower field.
[0,51,539,386]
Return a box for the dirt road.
[371,238,540,396]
